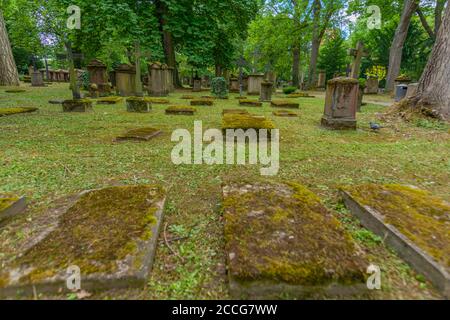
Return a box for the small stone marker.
[365,77,379,94]
[191,99,214,106]
[247,74,264,95]
[0,185,166,297]
[405,83,419,98]
[97,96,123,105]
[116,128,161,142]
[395,84,408,102]
[0,107,38,117]
[272,110,298,117]
[62,99,93,112]
[341,184,450,298]
[192,77,202,92]
[229,78,240,93]
[259,81,273,102]
[0,196,27,221]
[321,77,358,130]
[165,106,197,115]
[271,100,299,109]
[223,183,367,299]
[126,97,151,113]
[239,99,262,107]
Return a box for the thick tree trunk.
[155,0,181,88]
[0,10,20,86]
[307,0,321,89]
[408,4,450,120]
[385,0,418,91]
[292,46,300,87]
[435,0,447,35]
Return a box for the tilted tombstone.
[148,62,167,97]
[114,64,136,96]
[321,77,358,130]
[247,74,264,95]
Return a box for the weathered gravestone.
[365,77,379,94]
[0,196,27,221]
[148,62,167,97]
[405,83,419,98]
[87,59,110,96]
[341,184,450,298]
[247,74,264,95]
[321,77,358,130]
[0,185,166,297]
[114,64,136,97]
[126,97,151,113]
[223,183,367,299]
[317,71,326,89]
[192,76,202,92]
[229,78,240,93]
[165,106,197,115]
[259,81,273,102]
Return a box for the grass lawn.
[0,83,449,300]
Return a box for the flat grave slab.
[271,100,300,109]
[0,185,166,297]
[96,96,123,105]
[222,109,250,116]
[4,89,27,93]
[0,196,27,221]
[0,107,38,117]
[165,106,197,115]
[48,100,64,105]
[116,128,162,142]
[190,99,214,106]
[272,110,298,117]
[341,184,450,298]
[239,99,262,107]
[144,97,170,105]
[222,114,275,133]
[223,182,367,299]
[286,92,315,98]
[62,99,93,112]
[125,97,151,113]
[181,95,195,100]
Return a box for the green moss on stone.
[222,109,249,116]
[165,105,197,115]
[271,100,299,109]
[222,114,275,131]
[144,97,170,104]
[343,184,450,268]
[0,107,38,117]
[272,110,298,117]
[97,96,123,104]
[239,99,262,107]
[0,197,18,212]
[116,128,161,141]
[2,185,164,285]
[223,182,366,286]
[191,99,214,106]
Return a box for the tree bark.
[292,46,300,87]
[435,0,447,35]
[0,10,20,86]
[307,0,321,89]
[385,0,419,91]
[408,4,450,120]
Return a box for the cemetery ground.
[0,83,449,300]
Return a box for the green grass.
[0,84,448,300]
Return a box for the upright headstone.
[321,77,358,130]
[87,59,110,95]
[192,75,202,92]
[114,64,136,96]
[247,74,264,95]
[31,71,45,87]
[365,77,379,94]
[148,62,167,97]
[260,81,273,102]
[229,78,240,93]
[317,71,326,89]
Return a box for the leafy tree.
[317,29,348,81]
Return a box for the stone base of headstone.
[31,71,45,87]
[321,77,358,130]
[62,99,93,112]
[126,97,152,113]
[259,82,273,102]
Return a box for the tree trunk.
[155,0,181,88]
[407,4,450,120]
[385,0,418,91]
[0,10,20,86]
[435,0,447,35]
[307,0,321,89]
[292,46,300,87]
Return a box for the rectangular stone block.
[116,128,161,142]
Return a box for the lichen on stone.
[239,99,262,107]
[165,105,197,115]
[0,107,38,117]
[222,114,275,131]
[271,100,299,109]
[144,97,170,104]
[190,99,214,106]
[222,109,249,115]
[0,197,18,212]
[343,184,450,268]
[223,182,366,286]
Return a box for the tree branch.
[416,7,435,40]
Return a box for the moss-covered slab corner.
[190,99,214,106]
[0,107,38,117]
[223,182,368,299]
[271,100,300,109]
[165,105,196,115]
[0,185,166,297]
[341,184,450,298]
[222,114,275,132]
[116,128,162,142]
[0,196,27,221]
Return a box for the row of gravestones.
[0,181,448,299]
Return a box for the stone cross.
[348,41,368,79]
[57,42,84,99]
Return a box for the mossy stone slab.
[126,97,151,113]
[165,106,197,115]
[222,114,275,132]
[0,107,38,117]
[62,100,93,112]
[271,100,300,109]
[116,128,162,142]
[144,98,170,105]
[273,110,298,117]
[222,109,250,116]
[97,96,123,105]
[190,99,214,106]
[0,196,27,221]
[0,185,166,297]
[341,184,450,298]
[239,100,262,107]
[223,183,367,299]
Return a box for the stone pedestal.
[193,79,202,92]
[114,64,136,96]
[260,81,273,102]
[317,71,326,89]
[126,97,152,113]
[31,71,45,87]
[247,74,264,95]
[230,78,240,92]
[365,78,379,94]
[321,77,358,130]
[87,59,109,94]
[148,63,167,97]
